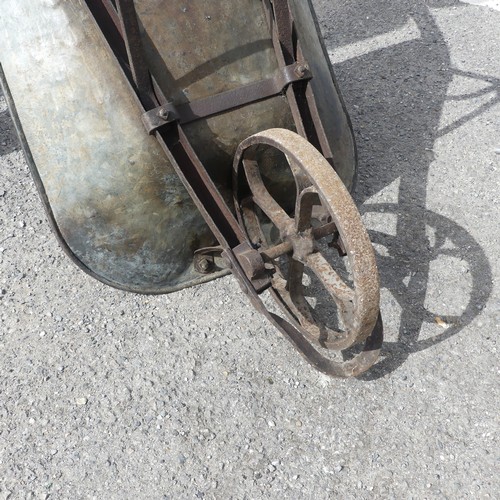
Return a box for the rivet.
[295,64,309,77]
[198,258,210,272]
[158,108,170,120]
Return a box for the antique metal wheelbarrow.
[0,0,382,377]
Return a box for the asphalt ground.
[0,1,499,498]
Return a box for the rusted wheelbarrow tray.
[0,0,382,377]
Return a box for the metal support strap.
[271,0,296,64]
[141,62,311,134]
[115,0,157,110]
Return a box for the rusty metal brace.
[141,62,312,133]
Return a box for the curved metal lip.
[300,0,359,192]
[0,64,230,295]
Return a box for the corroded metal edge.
[302,0,359,181]
[289,0,359,192]
[0,65,230,295]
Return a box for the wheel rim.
[233,128,380,351]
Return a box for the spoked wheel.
[233,128,382,376]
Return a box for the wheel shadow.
[359,204,492,380]
[313,0,494,378]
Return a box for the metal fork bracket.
[86,0,382,377]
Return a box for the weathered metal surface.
[234,129,381,374]
[0,0,227,293]
[0,0,357,294]
[134,0,297,195]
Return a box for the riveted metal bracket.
[142,62,312,134]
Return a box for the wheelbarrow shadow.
[311,0,494,379]
[0,107,20,157]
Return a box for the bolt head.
[295,64,309,77]
[199,258,210,272]
[158,108,170,120]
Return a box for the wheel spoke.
[242,158,294,234]
[295,186,320,232]
[287,258,316,324]
[306,252,354,302]
[285,255,363,349]
[240,197,267,247]
[306,251,355,321]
